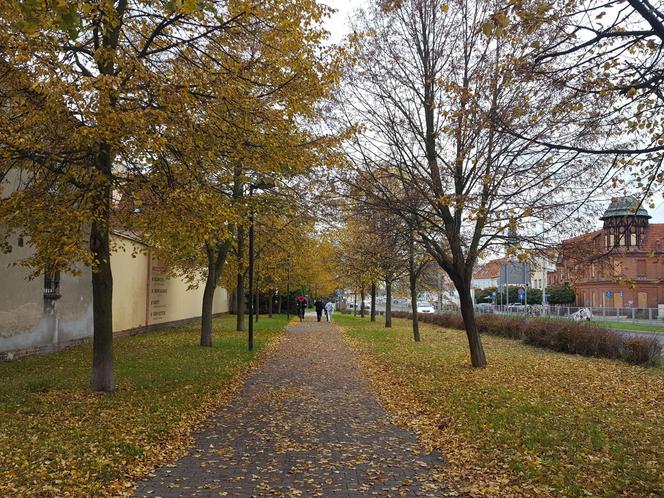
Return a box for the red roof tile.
[473,257,509,280]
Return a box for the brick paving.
[133,319,449,497]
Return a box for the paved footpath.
[134,320,449,497]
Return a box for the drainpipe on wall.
[53,316,59,345]
[145,248,152,329]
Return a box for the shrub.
[391,311,662,366]
[622,338,663,367]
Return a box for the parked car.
[417,302,435,313]
[506,304,526,313]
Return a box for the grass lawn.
[592,320,664,334]
[0,314,288,497]
[338,314,664,497]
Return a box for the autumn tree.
[523,0,664,157]
[0,0,267,390]
[132,0,341,344]
[494,0,664,220]
[334,219,377,318]
[340,0,614,367]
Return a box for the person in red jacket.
[296,295,307,322]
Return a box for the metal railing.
[474,304,664,323]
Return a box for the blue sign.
[605,291,613,298]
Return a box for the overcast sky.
[322,0,367,43]
[318,0,664,224]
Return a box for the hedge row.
[390,311,662,367]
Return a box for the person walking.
[296,295,307,322]
[314,298,325,322]
[324,301,334,322]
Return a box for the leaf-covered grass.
[338,314,664,497]
[0,314,287,497]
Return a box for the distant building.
[531,256,556,290]
[472,257,507,289]
[473,256,553,292]
[549,197,664,308]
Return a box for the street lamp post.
[247,180,274,352]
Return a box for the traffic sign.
[605,291,613,298]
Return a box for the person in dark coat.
[314,298,325,322]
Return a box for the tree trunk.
[90,144,114,392]
[268,291,273,318]
[200,258,217,347]
[385,278,392,328]
[409,272,420,341]
[370,282,376,322]
[90,214,114,392]
[229,287,236,314]
[458,280,487,367]
[353,291,357,316]
[360,287,365,318]
[277,294,282,314]
[408,233,421,341]
[235,224,245,332]
[236,271,244,332]
[201,243,229,347]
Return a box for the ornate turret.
[601,196,650,249]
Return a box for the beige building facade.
[0,232,229,357]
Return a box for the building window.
[630,232,637,247]
[637,259,647,278]
[609,234,615,247]
[44,272,61,298]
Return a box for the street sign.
[499,262,531,287]
[605,291,613,298]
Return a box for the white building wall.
[471,277,498,290]
[0,232,229,356]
